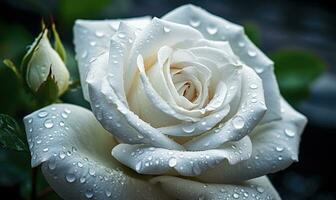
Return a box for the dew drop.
[275,146,284,152]
[95,31,104,37]
[89,168,96,176]
[238,41,245,47]
[28,118,33,124]
[182,126,195,133]
[256,186,264,193]
[168,157,177,167]
[64,108,71,114]
[81,51,88,58]
[233,193,239,199]
[44,119,54,129]
[59,121,65,127]
[89,41,96,46]
[118,32,126,38]
[77,162,83,168]
[255,66,264,74]
[190,18,201,27]
[80,177,86,183]
[206,25,218,35]
[249,84,258,89]
[38,111,48,118]
[61,113,68,119]
[85,189,93,199]
[48,160,56,170]
[43,148,49,152]
[163,26,171,33]
[248,50,257,57]
[65,173,76,183]
[284,128,295,137]
[232,116,245,130]
[59,152,66,159]
[105,189,112,197]
[135,161,142,171]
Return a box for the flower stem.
[31,167,38,200]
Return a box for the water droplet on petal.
[250,84,258,89]
[233,193,239,199]
[206,25,218,35]
[190,18,201,27]
[28,118,33,123]
[89,41,96,46]
[81,51,88,58]
[168,157,177,167]
[77,162,83,168]
[105,189,112,197]
[80,177,86,183]
[95,31,104,37]
[89,168,96,176]
[238,41,245,47]
[232,116,245,129]
[284,128,295,137]
[248,50,257,57]
[256,186,264,193]
[65,173,76,183]
[61,113,68,119]
[43,148,49,152]
[44,119,54,129]
[118,32,126,38]
[59,152,66,159]
[182,126,195,133]
[135,161,142,171]
[275,146,284,152]
[85,189,94,199]
[38,111,48,118]
[163,26,171,33]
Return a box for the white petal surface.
[162,4,281,123]
[112,136,251,176]
[184,66,267,150]
[125,17,203,94]
[151,176,280,200]
[74,17,151,100]
[198,99,307,183]
[24,104,167,200]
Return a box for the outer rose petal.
[162,4,281,123]
[112,136,252,176]
[74,17,151,101]
[24,104,167,200]
[151,176,280,200]
[197,99,307,183]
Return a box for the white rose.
[24,4,307,199]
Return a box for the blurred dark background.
[1,0,335,199]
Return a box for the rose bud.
[25,29,70,97]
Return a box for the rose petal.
[23,104,167,200]
[184,65,267,150]
[112,136,251,176]
[197,98,307,183]
[125,17,203,94]
[162,4,281,123]
[151,176,280,200]
[74,17,151,100]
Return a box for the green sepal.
[52,23,67,62]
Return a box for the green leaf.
[52,23,67,62]
[271,49,326,104]
[244,22,261,46]
[3,59,22,81]
[35,67,59,105]
[0,114,28,151]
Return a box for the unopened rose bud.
[25,30,70,96]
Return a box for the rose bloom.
[24,4,306,200]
